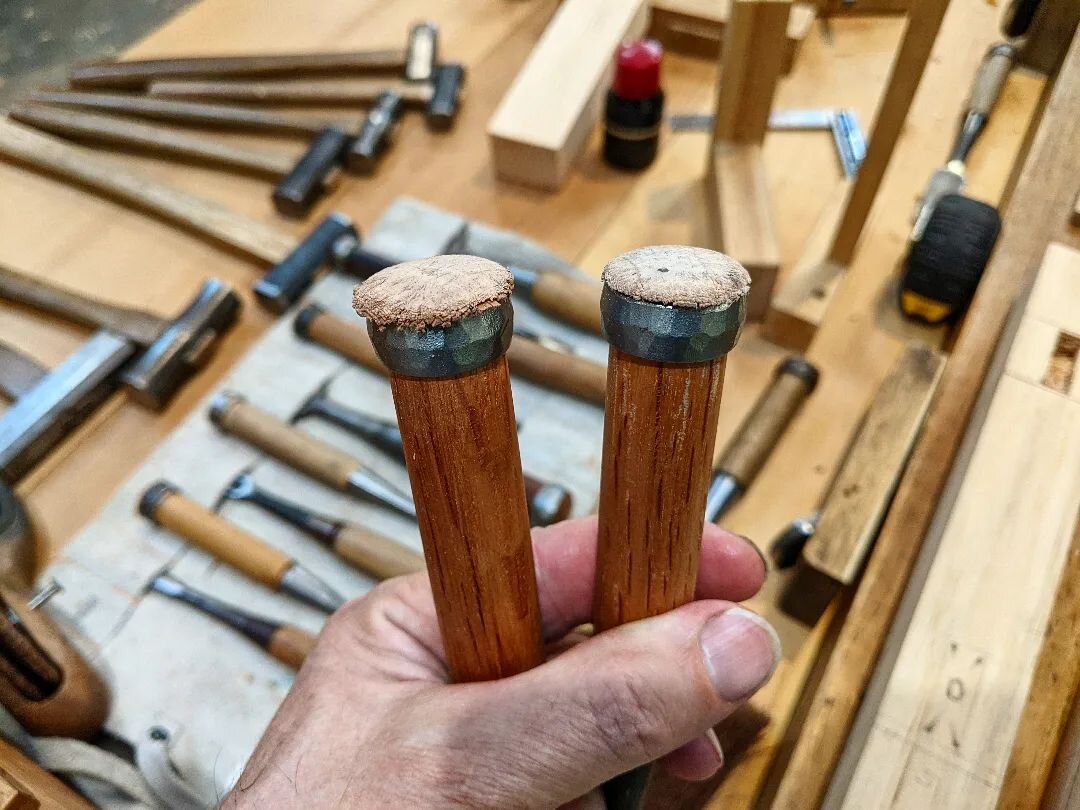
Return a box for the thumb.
[439,602,780,808]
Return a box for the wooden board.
[769,27,1079,809]
[486,0,649,190]
[838,242,1080,808]
[649,0,815,72]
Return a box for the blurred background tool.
[209,391,416,518]
[147,572,316,669]
[704,356,820,522]
[899,43,1016,323]
[138,481,346,613]
[218,472,424,579]
[293,383,573,526]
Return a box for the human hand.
[223,517,779,809]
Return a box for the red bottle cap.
[612,39,663,101]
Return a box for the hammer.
[293,381,574,526]
[147,65,466,131]
[593,246,749,809]
[293,303,609,404]
[10,103,348,219]
[70,22,441,87]
[0,262,238,409]
[353,255,544,681]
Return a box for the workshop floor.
[0,0,192,108]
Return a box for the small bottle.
[603,39,664,171]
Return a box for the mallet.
[593,246,749,809]
[353,255,543,681]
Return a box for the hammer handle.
[334,525,425,580]
[149,78,433,107]
[30,91,353,137]
[71,50,407,89]
[530,272,604,335]
[0,121,296,265]
[214,396,360,491]
[304,308,608,405]
[153,490,293,588]
[266,624,318,670]
[717,362,816,487]
[11,104,296,180]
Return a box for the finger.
[534,517,766,638]
[657,731,723,781]
[426,602,780,807]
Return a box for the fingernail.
[699,607,781,701]
[705,728,724,768]
[738,534,769,577]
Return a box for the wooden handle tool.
[704,355,819,521]
[219,471,425,580]
[148,572,316,669]
[354,255,543,682]
[294,303,608,404]
[209,392,416,519]
[138,482,345,613]
[594,246,749,809]
[511,266,604,335]
[149,77,433,107]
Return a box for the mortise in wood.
[390,355,544,681]
[594,349,726,629]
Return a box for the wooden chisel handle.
[506,335,608,404]
[0,120,295,265]
[333,524,424,579]
[297,304,608,404]
[530,272,604,335]
[717,356,818,487]
[71,49,407,89]
[149,78,433,107]
[267,624,318,669]
[210,392,359,491]
[10,103,297,180]
[140,484,292,588]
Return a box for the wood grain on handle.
[153,490,292,588]
[530,272,604,335]
[30,91,351,137]
[0,120,296,265]
[70,49,407,89]
[391,355,543,681]
[506,335,608,404]
[333,524,424,579]
[11,104,297,179]
[718,365,814,487]
[306,308,608,405]
[149,78,433,107]
[212,394,359,491]
[266,624,318,670]
[594,349,726,630]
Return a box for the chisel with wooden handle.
[148,572,317,669]
[209,391,416,519]
[511,266,604,335]
[138,482,345,613]
[0,120,389,311]
[10,102,345,218]
[293,303,608,404]
[218,471,424,580]
[70,22,439,87]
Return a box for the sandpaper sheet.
[40,199,608,802]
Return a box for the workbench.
[0,0,1053,806]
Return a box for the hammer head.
[271,126,350,219]
[426,63,465,131]
[121,280,240,410]
[254,213,358,312]
[404,22,439,83]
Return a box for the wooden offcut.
[487,0,649,190]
